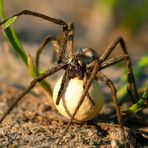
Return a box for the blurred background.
[0,0,148,56]
[0,0,148,87]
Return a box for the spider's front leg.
[100,37,138,103]
[0,10,67,26]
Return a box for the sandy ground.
[1,82,148,148]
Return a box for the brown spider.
[0,10,138,146]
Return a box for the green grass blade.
[0,0,28,66]
[4,28,28,66]
[27,53,53,95]
[4,16,17,29]
[0,0,5,19]
[127,86,148,114]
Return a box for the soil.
[0,45,148,148]
[1,83,148,148]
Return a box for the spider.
[0,10,138,146]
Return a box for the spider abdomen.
[53,76,104,122]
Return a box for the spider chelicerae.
[0,10,138,146]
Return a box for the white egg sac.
[53,76,104,122]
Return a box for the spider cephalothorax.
[76,48,100,75]
[66,48,99,79]
[0,10,138,147]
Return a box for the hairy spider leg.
[83,75,95,106]
[100,55,129,70]
[0,62,68,124]
[52,22,75,63]
[66,23,74,58]
[56,24,69,63]
[100,36,138,103]
[35,36,57,69]
[0,10,67,26]
[57,61,99,145]
[96,72,128,147]
[0,10,72,63]
[51,23,74,63]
